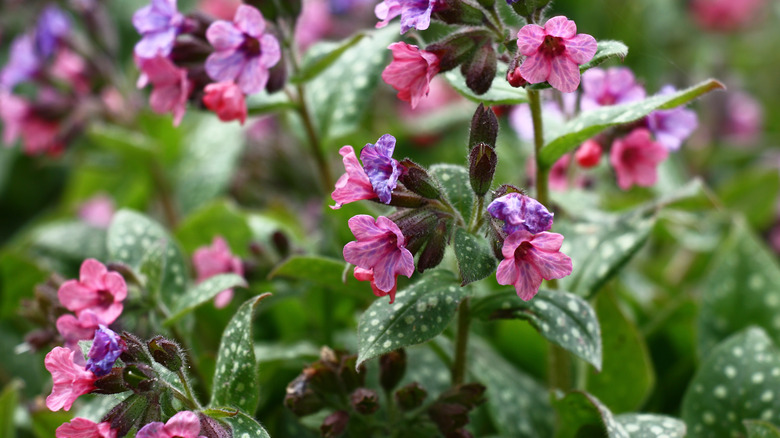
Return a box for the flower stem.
[177,368,201,409]
[451,297,471,385]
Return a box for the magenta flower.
[198,0,241,20]
[86,326,126,377]
[202,81,247,124]
[56,418,117,438]
[205,4,281,95]
[610,128,668,190]
[343,215,414,304]
[45,347,97,411]
[331,145,377,209]
[575,139,603,168]
[0,91,28,146]
[295,0,332,51]
[361,134,401,204]
[133,0,186,58]
[56,310,102,355]
[646,85,698,151]
[516,16,597,93]
[496,230,572,301]
[137,411,206,438]
[690,0,765,32]
[193,236,244,308]
[375,0,442,34]
[78,194,115,228]
[581,67,646,111]
[487,193,554,235]
[382,42,440,109]
[57,259,127,326]
[136,55,193,126]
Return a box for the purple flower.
[375,0,442,34]
[360,134,401,204]
[0,34,41,90]
[36,5,71,58]
[581,67,646,111]
[86,326,126,377]
[205,5,281,95]
[343,215,414,304]
[488,193,554,235]
[133,0,186,58]
[646,85,699,151]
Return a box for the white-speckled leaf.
[471,289,602,370]
[165,274,248,325]
[697,220,780,355]
[539,79,724,167]
[222,410,271,438]
[356,270,466,368]
[210,293,272,413]
[554,391,629,437]
[470,336,554,437]
[30,221,107,262]
[614,414,687,438]
[579,40,629,72]
[453,228,497,286]
[443,69,529,105]
[430,164,474,226]
[745,419,780,438]
[682,327,780,437]
[107,210,188,306]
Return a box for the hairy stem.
[451,298,471,385]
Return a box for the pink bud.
[575,139,602,168]
[203,81,247,125]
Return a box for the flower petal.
[516,24,545,56]
[136,422,166,438]
[259,34,282,67]
[518,54,551,85]
[544,16,576,39]
[513,260,544,301]
[526,246,573,280]
[547,55,581,93]
[206,21,244,51]
[234,4,265,38]
[165,411,202,437]
[564,33,597,65]
[529,232,564,252]
[205,50,245,83]
[236,55,269,95]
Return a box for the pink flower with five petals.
[136,55,193,126]
[136,411,206,438]
[45,347,97,411]
[56,310,103,356]
[381,42,440,109]
[496,230,572,301]
[56,418,116,438]
[57,259,127,326]
[516,16,597,93]
[609,128,668,190]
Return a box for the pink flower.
[609,128,668,190]
[45,347,97,411]
[56,418,117,438]
[51,48,89,94]
[343,215,414,303]
[575,139,602,168]
[295,0,332,51]
[136,55,193,126]
[581,67,645,111]
[690,0,765,32]
[205,5,281,94]
[0,91,29,146]
[198,0,241,20]
[331,145,376,209]
[78,194,115,228]
[20,115,64,156]
[496,230,572,301]
[516,16,597,93]
[203,81,247,124]
[57,259,127,325]
[136,411,206,438]
[192,236,244,308]
[56,310,102,355]
[381,42,440,109]
[722,91,763,146]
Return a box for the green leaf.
[0,252,46,318]
[539,79,724,167]
[222,410,271,438]
[745,420,780,438]
[165,274,248,325]
[210,293,272,413]
[558,213,655,298]
[357,270,466,367]
[682,327,780,437]
[0,380,20,438]
[717,168,780,229]
[429,164,474,226]
[307,26,397,143]
[579,40,629,71]
[586,290,654,413]
[174,115,244,215]
[614,414,687,438]
[470,336,554,437]
[107,209,189,306]
[269,255,366,294]
[453,228,497,286]
[291,33,366,83]
[471,289,602,370]
[697,220,780,355]
[245,90,297,116]
[174,200,253,257]
[30,221,107,263]
[443,68,529,105]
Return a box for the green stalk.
[451,298,471,385]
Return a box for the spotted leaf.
[745,420,780,438]
[222,410,271,438]
[682,327,780,437]
[453,228,497,286]
[165,274,248,325]
[430,164,474,226]
[471,288,602,370]
[356,270,467,368]
[210,293,272,413]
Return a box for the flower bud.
[147,336,183,372]
[469,143,497,197]
[468,103,498,149]
[426,31,488,73]
[417,220,449,273]
[123,363,156,393]
[338,354,366,393]
[433,0,484,27]
[439,383,486,408]
[461,43,497,95]
[265,55,287,94]
[285,374,325,416]
[379,349,407,392]
[93,367,128,395]
[390,209,439,256]
[399,159,441,200]
[119,332,152,365]
[321,410,349,438]
[350,388,379,415]
[395,382,428,411]
[508,0,553,18]
[102,393,148,437]
[506,57,528,88]
[575,139,602,168]
[428,402,470,434]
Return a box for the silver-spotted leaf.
[222,411,271,438]
[429,164,474,226]
[745,420,780,438]
[165,274,248,325]
[453,228,497,286]
[614,414,687,438]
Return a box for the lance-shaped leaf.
[210,293,272,413]
[579,40,629,71]
[539,79,724,167]
[31,221,107,264]
[471,289,602,370]
[745,420,780,438]
[290,33,366,83]
[0,381,20,438]
[245,89,297,116]
[357,271,466,368]
[430,164,474,226]
[614,414,687,438]
[453,228,497,286]
[443,68,528,105]
[269,255,367,295]
[165,274,248,325]
[222,411,271,438]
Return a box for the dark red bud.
[101,394,148,437]
[379,349,407,392]
[428,402,470,434]
[284,374,325,417]
[350,388,380,415]
[119,332,152,365]
[399,159,441,199]
[93,368,128,395]
[468,103,499,149]
[461,43,497,95]
[147,336,183,372]
[417,220,450,273]
[198,413,232,438]
[321,410,349,438]
[439,383,486,408]
[469,143,497,197]
[433,0,484,27]
[395,382,428,411]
